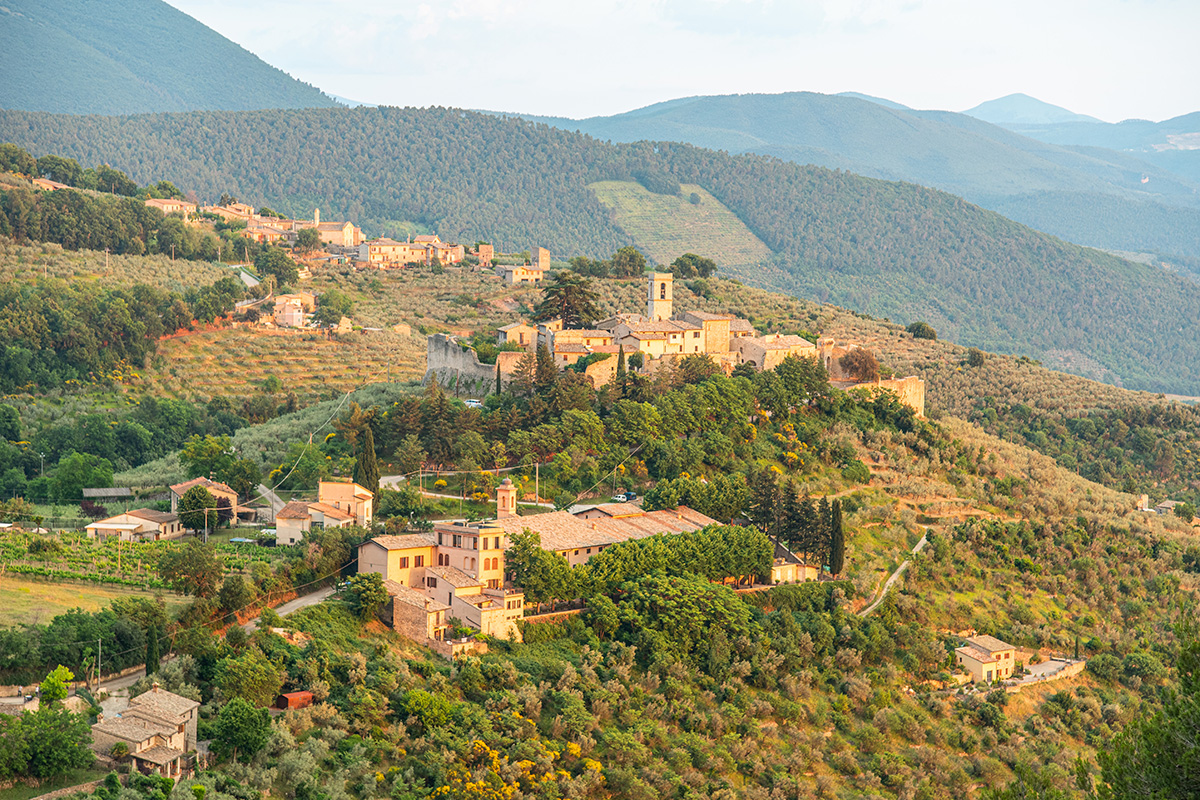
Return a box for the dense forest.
[4,106,1200,393]
[0,0,338,115]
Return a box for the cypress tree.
[145,625,160,675]
[354,424,381,498]
[829,499,845,575]
[615,345,626,394]
[495,360,502,395]
[817,496,832,567]
[796,494,819,563]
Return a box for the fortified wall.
[834,375,926,417]
[424,334,499,394]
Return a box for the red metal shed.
[276,691,314,710]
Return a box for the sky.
[164,0,1199,123]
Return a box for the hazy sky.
[165,0,1198,122]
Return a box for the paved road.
[243,585,336,631]
[258,483,286,519]
[1011,658,1081,685]
[379,475,557,508]
[858,531,929,617]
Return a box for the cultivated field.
[0,238,231,291]
[588,180,774,268]
[0,576,188,627]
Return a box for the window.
[437,533,444,545]
[471,537,478,550]
[414,555,424,567]
[659,283,666,299]
[574,549,579,556]
[398,556,409,569]
[452,534,462,548]
[427,577,438,588]
[693,331,700,338]
[495,536,501,549]
[470,558,476,570]
[586,548,591,554]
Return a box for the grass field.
[588,180,774,268]
[0,577,188,627]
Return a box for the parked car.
[464,399,483,409]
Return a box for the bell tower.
[647,272,674,321]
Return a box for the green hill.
[9,107,1200,393]
[514,91,1200,261]
[0,0,338,115]
[963,92,1104,125]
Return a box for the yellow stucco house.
[955,635,1017,683]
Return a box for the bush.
[906,321,937,340]
[841,460,871,483]
[1086,653,1121,682]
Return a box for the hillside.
[515,91,1200,261]
[0,0,338,115]
[10,109,1200,394]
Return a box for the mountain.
[500,91,1200,262]
[963,92,1104,125]
[992,110,1200,186]
[0,0,338,115]
[8,107,1200,394]
[834,91,911,111]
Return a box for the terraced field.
[588,180,774,268]
[0,238,231,290]
[134,326,426,400]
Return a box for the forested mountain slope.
[518,91,1200,261]
[0,0,337,115]
[7,106,1200,393]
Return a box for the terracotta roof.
[499,322,535,331]
[413,235,441,243]
[729,319,755,332]
[170,477,236,497]
[576,503,643,518]
[383,580,450,611]
[276,501,313,521]
[308,502,354,522]
[128,686,199,719]
[955,645,996,663]
[560,329,611,338]
[589,345,621,353]
[756,335,816,351]
[554,343,590,353]
[681,310,734,321]
[426,565,482,588]
[135,745,184,765]
[368,533,437,550]
[624,321,690,333]
[622,331,667,341]
[966,635,1014,653]
[126,509,178,524]
[491,505,716,553]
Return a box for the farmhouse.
[955,635,1017,683]
[169,477,239,521]
[144,198,197,217]
[85,509,182,542]
[275,501,356,546]
[90,684,199,780]
[318,480,374,527]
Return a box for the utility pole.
[97,636,102,689]
[171,244,175,261]
[535,461,540,505]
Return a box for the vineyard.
[0,528,285,591]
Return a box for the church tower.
[647,272,674,321]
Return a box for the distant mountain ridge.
[963,93,1105,125]
[503,91,1200,262]
[0,0,338,115]
[7,106,1200,394]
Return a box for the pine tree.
[145,625,160,675]
[354,424,381,498]
[829,499,845,575]
[748,469,780,535]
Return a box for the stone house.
[502,264,547,285]
[144,198,197,217]
[955,635,1017,683]
[734,333,818,370]
[85,509,182,542]
[497,322,538,349]
[91,684,199,780]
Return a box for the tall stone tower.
[496,478,517,518]
[314,208,320,225]
[647,272,674,321]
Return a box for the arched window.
[659,283,667,299]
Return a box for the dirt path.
[858,530,929,617]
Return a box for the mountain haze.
[6,106,1200,393]
[963,92,1104,125]
[0,0,338,115]
[513,91,1200,261]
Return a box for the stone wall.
[877,376,926,418]
[423,334,497,395]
